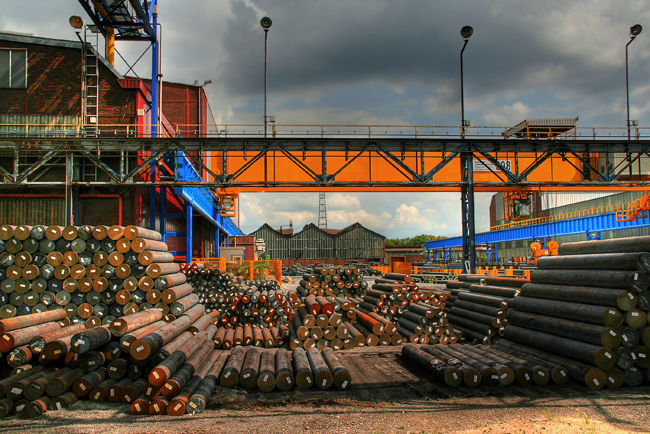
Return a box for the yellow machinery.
[528,240,559,265]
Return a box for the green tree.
[385,234,444,247]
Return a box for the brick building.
[0,31,236,259]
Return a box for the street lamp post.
[626,24,642,141]
[459,25,475,275]
[261,16,272,137]
[460,26,473,139]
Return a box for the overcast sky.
[3,1,649,238]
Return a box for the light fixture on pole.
[261,16,272,138]
[459,25,476,275]
[460,25,473,139]
[626,24,642,140]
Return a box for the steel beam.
[1,137,650,190]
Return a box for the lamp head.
[261,17,272,29]
[69,16,84,30]
[461,26,473,40]
[631,24,643,37]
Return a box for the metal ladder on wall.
[83,27,99,137]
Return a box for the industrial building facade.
[0,32,230,259]
[249,222,385,262]
[489,190,650,259]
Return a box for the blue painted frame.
[427,212,650,253]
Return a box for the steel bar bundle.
[502,237,650,388]
[182,266,292,335]
[0,224,186,330]
[295,267,367,298]
[0,290,216,418]
[441,276,525,344]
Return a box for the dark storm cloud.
[214,0,649,117]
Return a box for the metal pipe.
[508,311,621,349]
[519,283,637,311]
[510,296,623,327]
[503,325,616,370]
[558,235,650,256]
[495,339,606,389]
[531,269,649,293]
[537,252,650,273]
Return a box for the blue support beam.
[160,186,167,241]
[154,152,243,263]
[173,152,242,237]
[587,231,603,240]
[427,212,650,251]
[487,243,497,263]
[186,204,193,263]
[215,228,220,258]
[151,9,158,138]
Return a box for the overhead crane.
[1,126,650,268]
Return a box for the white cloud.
[328,209,394,233]
[326,193,361,210]
[481,102,531,126]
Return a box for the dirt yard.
[2,345,649,434]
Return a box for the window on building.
[0,48,27,88]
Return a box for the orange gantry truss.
[2,131,650,192]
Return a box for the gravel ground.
[2,389,649,434]
[3,345,650,434]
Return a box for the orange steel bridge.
[2,123,649,272]
[1,123,649,191]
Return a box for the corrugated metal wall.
[250,226,289,260]
[598,153,650,176]
[0,198,65,225]
[250,224,385,260]
[541,191,619,212]
[290,226,334,259]
[336,226,384,259]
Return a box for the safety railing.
[0,123,648,140]
[490,202,635,231]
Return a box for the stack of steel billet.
[402,342,571,388]
[296,267,367,298]
[502,236,650,388]
[0,224,191,329]
[0,310,70,368]
[181,265,292,333]
[343,273,458,347]
[443,274,483,304]
[216,346,350,394]
[442,275,527,345]
[287,295,353,351]
[0,300,221,418]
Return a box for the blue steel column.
[215,228,220,258]
[150,9,158,137]
[160,187,167,241]
[149,187,156,230]
[186,204,193,263]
